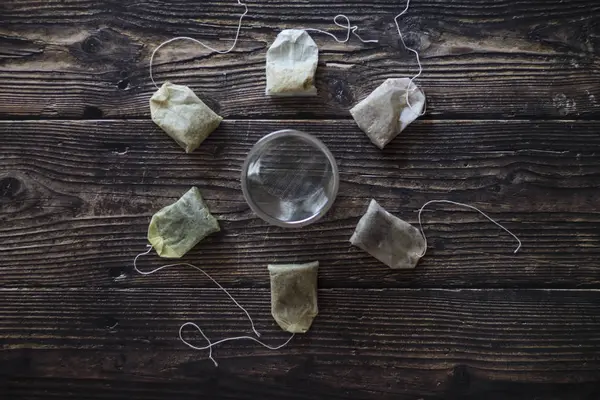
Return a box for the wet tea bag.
[350,78,425,149]
[148,187,220,258]
[268,262,319,333]
[266,29,318,96]
[350,199,425,269]
[150,82,223,153]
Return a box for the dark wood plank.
[0,0,599,119]
[1,119,599,288]
[1,288,599,399]
[3,378,599,400]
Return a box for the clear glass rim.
[241,129,340,228]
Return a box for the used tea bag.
[350,78,425,149]
[148,187,220,258]
[150,82,223,153]
[268,262,319,333]
[266,29,318,96]
[350,199,425,269]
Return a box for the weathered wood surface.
[1,288,600,399]
[2,0,600,398]
[0,0,599,119]
[1,119,599,289]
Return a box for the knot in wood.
[0,177,22,201]
[81,35,103,54]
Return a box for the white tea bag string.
[304,14,378,44]
[179,322,295,367]
[149,0,249,89]
[134,245,294,367]
[395,0,425,115]
[134,245,260,337]
[417,200,522,258]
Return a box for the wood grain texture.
[2,1,600,397]
[1,119,599,289]
[0,0,599,119]
[1,288,600,399]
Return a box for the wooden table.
[1,1,600,398]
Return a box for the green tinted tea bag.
[266,29,318,96]
[268,262,318,333]
[148,187,220,258]
[150,82,223,153]
[350,199,425,269]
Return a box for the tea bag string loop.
[179,323,295,367]
[304,14,378,44]
[417,200,522,258]
[395,0,425,116]
[133,245,295,367]
[149,0,249,89]
[134,245,260,337]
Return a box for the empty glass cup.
[241,129,339,228]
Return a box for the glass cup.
[241,129,339,228]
